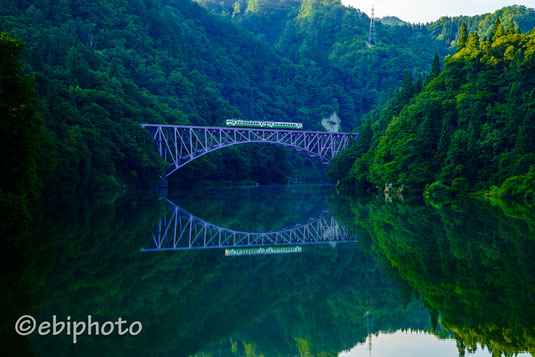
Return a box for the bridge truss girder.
[141,124,359,176]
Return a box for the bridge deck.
[141,124,358,136]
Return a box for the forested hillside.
[1,0,535,204]
[0,0,348,196]
[195,1,535,122]
[196,0,453,122]
[427,5,535,45]
[330,21,535,201]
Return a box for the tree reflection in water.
[344,196,535,357]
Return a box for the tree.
[456,22,468,52]
[0,33,42,199]
[425,53,441,84]
[489,18,503,42]
[399,71,415,102]
[0,32,44,237]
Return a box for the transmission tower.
[364,312,374,355]
[366,4,377,47]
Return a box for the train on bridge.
[226,119,303,130]
[141,123,358,175]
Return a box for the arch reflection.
[142,199,357,251]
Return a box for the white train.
[226,119,303,130]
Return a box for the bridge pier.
[155,176,168,188]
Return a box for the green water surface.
[2,185,534,356]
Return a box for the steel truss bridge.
[141,124,359,176]
[142,200,358,252]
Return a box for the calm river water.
[2,185,535,356]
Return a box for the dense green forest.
[1,0,327,197]
[196,0,535,118]
[426,6,535,45]
[196,0,453,118]
[1,0,535,209]
[330,20,535,201]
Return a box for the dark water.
[2,185,535,356]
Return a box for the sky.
[340,0,535,23]
[338,331,533,357]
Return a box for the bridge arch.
[141,124,359,177]
[165,139,329,173]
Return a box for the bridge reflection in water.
[142,199,357,252]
